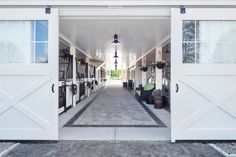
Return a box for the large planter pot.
[146,95,154,104]
[87,82,91,88]
[153,96,163,109]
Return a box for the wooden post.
[70,46,77,107]
[155,47,163,90]
[141,56,147,85]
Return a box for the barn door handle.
[176,83,179,93]
[52,84,55,93]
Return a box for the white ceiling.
[60,19,170,69]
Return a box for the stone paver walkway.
[6,141,223,157]
[67,82,164,126]
[0,142,17,156]
[214,142,236,155]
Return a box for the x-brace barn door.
[171,8,236,142]
[0,8,58,140]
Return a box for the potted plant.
[87,81,91,88]
[78,59,86,65]
[152,89,164,109]
[155,60,167,69]
[140,66,148,72]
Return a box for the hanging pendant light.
[114,46,118,58]
[112,34,120,70]
[114,59,118,64]
[114,58,118,70]
[112,34,120,45]
[114,53,118,58]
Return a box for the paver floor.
[0,142,16,155]
[214,142,236,155]
[6,141,223,157]
[68,82,164,126]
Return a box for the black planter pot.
[87,82,91,88]
[153,96,164,109]
[140,67,148,72]
[146,95,154,104]
[80,59,86,65]
[155,63,165,69]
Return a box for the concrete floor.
[6,141,223,157]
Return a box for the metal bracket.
[180,6,186,14]
[45,6,51,14]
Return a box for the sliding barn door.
[171,8,236,142]
[0,8,58,140]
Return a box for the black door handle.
[176,83,179,93]
[52,84,55,93]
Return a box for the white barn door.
[171,8,236,142]
[0,9,58,140]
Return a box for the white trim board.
[1,1,236,6]
[59,8,170,19]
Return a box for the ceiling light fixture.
[114,59,118,64]
[112,34,120,45]
[112,34,120,70]
[114,46,119,58]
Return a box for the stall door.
[171,8,236,142]
[0,9,58,140]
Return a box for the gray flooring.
[0,142,16,154]
[70,83,161,126]
[214,142,236,155]
[6,141,223,157]
[0,142,14,151]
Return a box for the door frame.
[57,7,172,138]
